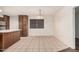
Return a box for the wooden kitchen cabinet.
[3,15,10,29]
[19,15,28,37]
[0,30,20,51]
[0,15,10,30]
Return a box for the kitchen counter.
[0,29,21,33]
[0,29,21,50]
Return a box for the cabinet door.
[23,16,28,37]
[19,16,23,29]
[3,32,20,49]
[19,16,23,36]
[19,15,28,37]
[13,31,20,43]
[3,33,11,49]
[0,34,3,49]
[3,15,10,29]
[22,30,27,36]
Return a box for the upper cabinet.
[0,17,5,30]
[3,15,10,29]
[0,15,10,30]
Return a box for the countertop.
[0,29,21,33]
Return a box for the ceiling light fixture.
[37,9,43,19]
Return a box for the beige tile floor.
[4,36,68,52]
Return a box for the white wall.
[28,16,54,36]
[54,7,75,49]
[10,15,54,36]
[10,16,19,29]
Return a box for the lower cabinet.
[0,31,20,50]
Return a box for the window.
[30,19,44,28]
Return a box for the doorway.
[75,7,79,50]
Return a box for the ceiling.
[0,6,63,16]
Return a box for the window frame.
[30,19,44,29]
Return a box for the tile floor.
[4,36,68,52]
